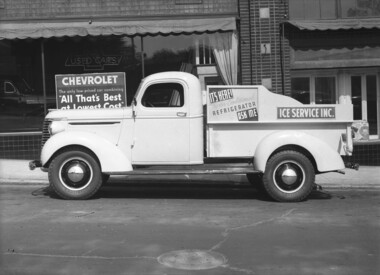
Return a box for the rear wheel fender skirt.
[41,131,132,173]
[253,131,344,173]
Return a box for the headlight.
[48,120,67,135]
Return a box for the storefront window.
[351,76,362,120]
[315,77,336,104]
[367,75,378,135]
[0,40,44,132]
[352,74,378,135]
[143,34,194,76]
[45,36,142,106]
[342,0,380,18]
[291,75,336,104]
[290,0,380,19]
[1,31,237,133]
[289,0,337,19]
[291,77,310,104]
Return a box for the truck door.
[132,81,190,164]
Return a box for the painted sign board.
[55,72,126,110]
[277,106,336,119]
[207,86,259,123]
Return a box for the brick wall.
[239,0,291,95]
[0,0,237,20]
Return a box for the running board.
[108,164,261,176]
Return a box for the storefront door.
[350,73,379,137]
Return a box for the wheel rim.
[59,157,93,191]
[273,160,305,194]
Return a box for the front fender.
[254,131,344,173]
[41,131,132,173]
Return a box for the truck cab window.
[4,81,16,94]
[142,83,184,108]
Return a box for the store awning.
[0,17,236,40]
[287,18,380,31]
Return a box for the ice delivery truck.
[30,72,356,202]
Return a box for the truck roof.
[142,71,200,86]
[139,71,203,117]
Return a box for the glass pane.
[45,36,142,106]
[289,0,337,19]
[0,40,45,133]
[320,0,337,19]
[351,76,362,120]
[341,0,380,18]
[289,0,305,19]
[143,34,195,75]
[142,83,184,108]
[305,0,322,19]
[291,77,310,104]
[315,77,336,104]
[367,75,378,135]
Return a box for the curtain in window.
[209,32,238,85]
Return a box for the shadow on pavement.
[31,181,333,201]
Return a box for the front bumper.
[29,160,42,170]
[344,161,360,170]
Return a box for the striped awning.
[0,17,236,40]
[287,18,380,31]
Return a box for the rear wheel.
[48,149,102,200]
[263,150,315,202]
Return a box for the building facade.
[0,0,379,164]
[286,0,380,164]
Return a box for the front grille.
[41,119,51,148]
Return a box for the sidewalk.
[0,159,379,188]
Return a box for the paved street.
[1,181,379,275]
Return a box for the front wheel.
[263,150,315,202]
[48,149,102,200]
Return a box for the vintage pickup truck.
[30,72,355,202]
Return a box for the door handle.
[177,112,187,117]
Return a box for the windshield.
[13,77,31,94]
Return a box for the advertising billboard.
[55,72,126,110]
[207,86,259,122]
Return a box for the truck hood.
[46,107,132,121]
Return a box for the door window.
[142,83,184,108]
[4,81,16,94]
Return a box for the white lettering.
[60,75,119,86]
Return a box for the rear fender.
[254,131,344,173]
[41,131,132,173]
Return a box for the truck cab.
[128,72,203,165]
[30,72,355,202]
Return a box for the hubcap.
[67,164,85,182]
[281,166,298,185]
[273,161,305,193]
[59,157,93,191]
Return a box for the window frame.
[291,70,338,105]
[141,82,185,109]
[4,81,17,94]
[289,0,380,20]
